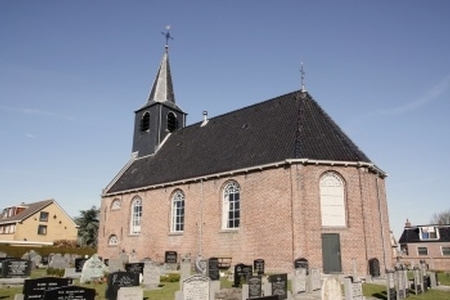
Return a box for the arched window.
[130,197,142,234]
[111,199,121,210]
[167,112,178,132]
[108,234,119,246]
[140,112,150,132]
[222,181,240,229]
[320,172,346,227]
[171,190,185,232]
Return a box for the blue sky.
[1,1,449,239]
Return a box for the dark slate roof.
[106,90,376,194]
[0,199,53,224]
[398,225,450,244]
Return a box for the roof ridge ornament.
[161,25,174,48]
[300,62,306,92]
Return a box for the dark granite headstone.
[247,296,279,300]
[269,273,288,300]
[164,251,177,264]
[208,257,220,281]
[105,271,140,300]
[1,259,31,278]
[74,258,87,273]
[23,277,71,300]
[253,259,265,275]
[125,262,145,276]
[233,263,252,287]
[41,256,49,266]
[43,285,95,300]
[248,275,262,298]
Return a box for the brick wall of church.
[98,163,392,275]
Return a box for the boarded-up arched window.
[320,172,346,227]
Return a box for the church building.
[98,34,393,275]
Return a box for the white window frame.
[222,181,240,230]
[417,246,428,256]
[108,234,119,246]
[320,172,346,227]
[441,246,450,256]
[130,197,142,234]
[419,226,440,241]
[171,190,185,233]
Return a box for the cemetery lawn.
[363,283,450,300]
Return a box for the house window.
[417,247,428,256]
[37,225,47,235]
[111,199,121,210]
[222,181,240,229]
[167,112,178,132]
[108,234,119,246]
[130,197,142,234]
[171,190,185,233]
[140,112,150,132]
[39,211,49,222]
[419,226,439,240]
[320,172,346,227]
[442,246,450,256]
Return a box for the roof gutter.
[103,158,387,197]
[0,240,54,246]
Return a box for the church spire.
[147,26,175,104]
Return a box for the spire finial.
[300,62,306,92]
[161,25,174,48]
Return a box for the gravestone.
[253,259,265,275]
[117,286,143,300]
[80,254,108,284]
[321,277,343,300]
[125,262,144,276]
[165,251,177,264]
[269,273,288,300]
[41,256,49,266]
[63,268,79,279]
[22,277,71,300]
[143,261,160,289]
[294,257,309,274]
[344,277,363,300]
[308,268,321,292]
[246,296,278,300]
[413,268,422,294]
[180,255,192,283]
[195,256,207,275]
[396,269,406,299]
[207,257,220,281]
[108,258,124,273]
[182,274,210,300]
[386,270,396,300]
[43,285,95,300]
[233,263,252,287]
[49,253,70,269]
[292,267,307,294]
[247,275,262,298]
[119,253,129,265]
[105,271,140,300]
[75,258,87,273]
[1,259,31,278]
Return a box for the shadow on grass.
[372,291,387,299]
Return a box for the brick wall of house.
[98,163,392,275]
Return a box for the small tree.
[430,208,450,225]
[75,206,100,248]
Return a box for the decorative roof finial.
[300,62,306,92]
[161,25,174,48]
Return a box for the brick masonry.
[98,163,393,275]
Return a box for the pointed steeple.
[147,46,175,103]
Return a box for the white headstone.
[182,274,210,300]
[80,254,108,284]
[321,277,342,300]
[143,261,160,289]
[344,277,363,300]
[117,286,143,300]
[293,268,307,294]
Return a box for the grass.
[1,269,450,299]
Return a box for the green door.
[322,233,342,273]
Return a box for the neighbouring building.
[98,35,393,275]
[0,199,78,246]
[398,219,450,270]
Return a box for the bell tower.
[132,27,186,157]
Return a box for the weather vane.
[161,25,174,48]
[300,62,306,92]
